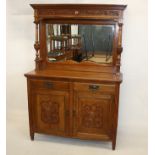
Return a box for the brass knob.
[75,10,79,15]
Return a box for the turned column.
[33,9,40,71]
[116,22,123,73]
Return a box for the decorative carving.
[34,23,41,71]
[54,60,102,65]
[55,60,79,64]
[34,9,39,23]
[81,10,119,16]
[116,23,123,72]
[116,47,123,69]
[118,23,123,47]
[38,9,120,17]
[81,103,103,128]
[40,100,59,124]
[34,42,40,50]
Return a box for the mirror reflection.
[46,24,114,64]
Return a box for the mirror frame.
[31,4,126,73]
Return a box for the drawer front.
[30,79,69,91]
[74,82,115,93]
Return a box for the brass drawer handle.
[89,85,99,91]
[44,82,53,89]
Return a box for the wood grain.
[25,4,126,150]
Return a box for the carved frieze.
[38,9,120,18]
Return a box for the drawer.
[30,79,69,91]
[74,82,115,93]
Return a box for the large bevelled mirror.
[46,24,115,64]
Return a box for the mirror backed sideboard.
[25,4,127,150]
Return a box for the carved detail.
[81,103,104,128]
[55,60,79,64]
[54,60,103,65]
[34,9,39,23]
[118,23,123,47]
[81,10,120,16]
[38,9,120,17]
[116,23,123,72]
[34,42,40,71]
[40,100,59,124]
[34,42,40,51]
[34,23,41,71]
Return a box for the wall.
[6,0,147,153]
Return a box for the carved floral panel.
[40,98,59,124]
[81,103,104,129]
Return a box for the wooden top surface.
[30,4,127,10]
[25,69,122,83]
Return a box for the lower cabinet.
[27,79,117,149]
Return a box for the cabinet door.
[33,90,69,136]
[73,92,114,140]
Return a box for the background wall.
[6,0,147,155]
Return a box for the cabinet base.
[29,132,117,150]
[112,141,116,150]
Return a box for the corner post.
[116,22,123,73]
[34,9,40,71]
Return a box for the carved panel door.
[73,92,114,140]
[33,90,69,136]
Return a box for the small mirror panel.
[46,24,114,64]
